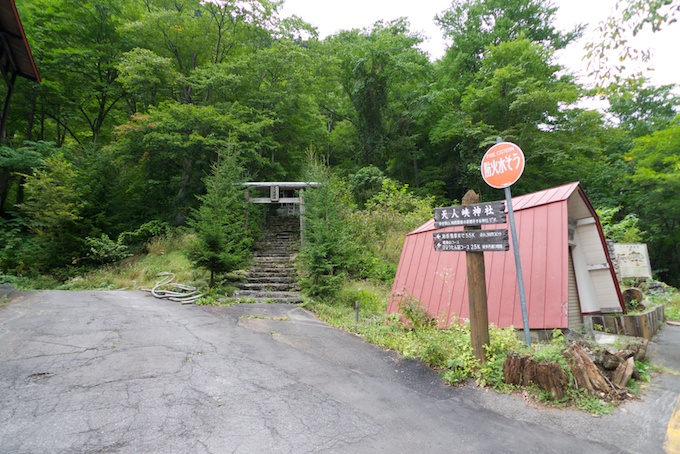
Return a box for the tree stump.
[565,344,612,396]
[503,354,567,400]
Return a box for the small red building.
[387,182,625,332]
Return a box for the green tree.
[21,0,133,144]
[188,144,252,288]
[608,78,680,138]
[122,0,287,103]
[20,154,85,271]
[299,158,359,298]
[587,0,680,84]
[324,19,433,177]
[435,0,583,92]
[625,116,680,286]
[101,102,272,226]
[190,39,327,178]
[117,48,182,113]
[426,0,585,200]
[427,37,583,199]
[596,206,644,243]
[0,141,57,214]
[348,165,386,208]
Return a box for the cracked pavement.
[0,290,674,453]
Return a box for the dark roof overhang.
[0,0,40,84]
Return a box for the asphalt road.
[0,290,675,453]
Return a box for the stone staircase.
[232,213,302,303]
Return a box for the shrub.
[596,206,643,243]
[118,220,172,252]
[0,215,43,275]
[348,165,386,208]
[346,179,434,281]
[397,293,436,329]
[84,234,132,266]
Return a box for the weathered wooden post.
[299,187,306,247]
[462,190,490,363]
[244,188,250,231]
[433,196,507,363]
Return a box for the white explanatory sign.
[613,243,653,279]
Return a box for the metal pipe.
[505,186,531,346]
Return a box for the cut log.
[612,357,636,388]
[629,339,648,361]
[503,354,567,400]
[622,287,643,305]
[599,348,624,370]
[565,344,612,396]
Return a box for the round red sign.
[480,142,525,189]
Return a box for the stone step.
[228,214,302,305]
[255,254,296,258]
[245,276,296,284]
[246,273,296,280]
[249,262,295,269]
[232,290,302,301]
[224,296,303,304]
[253,256,295,266]
[237,282,300,292]
[253,258,295,263]
[258,241,297,249]
[247,266,295,273]
[257,243,297,249]
[257,241,297,246]
[254,251,296,257]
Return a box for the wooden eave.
[0,0,41,83]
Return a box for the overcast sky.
[279,0,679,89]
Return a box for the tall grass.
[57,234,198,290]
[663,292,680,321]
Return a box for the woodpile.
[503,339,648,401]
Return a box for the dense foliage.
[187,144,253,288]
[0,0,678,287]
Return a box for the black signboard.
[434,201,506,228]
[433,229,509,252]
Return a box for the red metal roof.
[388,182,621,330]
[0,0,41,82]
[410,182,580,235]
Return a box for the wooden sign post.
[462,190,490,363]
[432,194,509,362]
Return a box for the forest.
[1,0,679,289]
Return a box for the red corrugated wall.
[389,188,572,330]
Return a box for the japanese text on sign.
[434,201,505,228]
[433,229,510,252]
[482,150,522,179]
[434,242,509,252]
[480,142,525,189]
